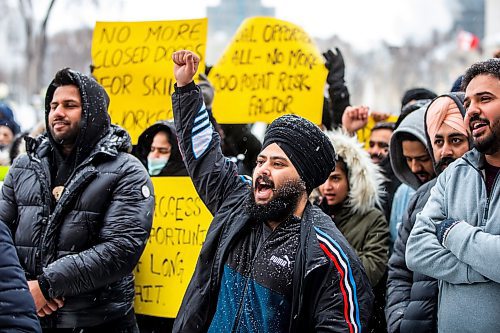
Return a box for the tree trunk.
[36,0,57,93]
[18,0,57,99]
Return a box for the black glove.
[436,218,461,247]
[323,47,346,87]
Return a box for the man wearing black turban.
[170,50,373,333]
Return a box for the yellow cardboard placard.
[208,17,327,125]
[0,166,9,181]
[91,19,207,143]
[356,115,399,149]
[134,177,212,318]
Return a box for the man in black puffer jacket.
[385,93,471,333]
[0,68,154,331]
[171,50,373,333]
[0,220,41,332]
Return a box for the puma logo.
[270,255,291,268]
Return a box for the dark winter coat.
[385,93,468,333]
[379,155,402,222]
[171,83,374,333]
[319,129,389,333]
[134,121,188,176]
[318,129,389,288]
[325,204,389,288]
[385,180,437,333]
[0,221,41,332]
[0,70,154,328]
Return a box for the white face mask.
[147,156,169,176]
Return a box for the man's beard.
[470,116,500,155]
[49,118,80,146]
[49,128,79,146]
[244,176,306,224]
[435,156,457,173]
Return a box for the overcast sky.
[46,0,458,50]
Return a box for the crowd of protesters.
[0,41,498,333]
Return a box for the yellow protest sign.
[0,166,9,181]
[208,17,327,125]
[134,177,212,318]
[356,115,398,149]
[91,19,207,143]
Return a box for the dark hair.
[398,132,420,143]
[450,75,464,93]
[461,58,500,91]
[401,88,437,109]
[395,99,431,129]
[372,122,395,132]
[52,68,79,87]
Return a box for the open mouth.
[53,121,69,130]
[254,177,274,201]
[416,173,429,182]
[470,120,488,137]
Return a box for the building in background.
[206,0,275,64]
[454,0,485,40]
[484,0,500,56]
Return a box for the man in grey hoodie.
[406,58,500,332]
[388,106,436,246]
[386,92,471,333]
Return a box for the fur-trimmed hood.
[325,129,386,215]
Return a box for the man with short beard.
[170,50,373,333]
[406,58,500,333]
[387,105,436,248]
[0,68,154,331]
[386,92,470,333]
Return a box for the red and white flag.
[458,30,480,51]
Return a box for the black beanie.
[401,88,437,109]
[262,114,336,193]
[0,118,20,136]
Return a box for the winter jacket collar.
[25,125,132,167]
[461,148,486,172]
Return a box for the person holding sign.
[133,120,187,333]
[171,50,373,333]
[0,68,154,331]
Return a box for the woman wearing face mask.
[134,121,188,177]
[313,129,389,333]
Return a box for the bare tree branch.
[36,0,57,90]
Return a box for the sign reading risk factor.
[209,17,327,125]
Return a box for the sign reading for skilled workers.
[134,177,212,318]
[208,17,327,125]
[91,19,207,143]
